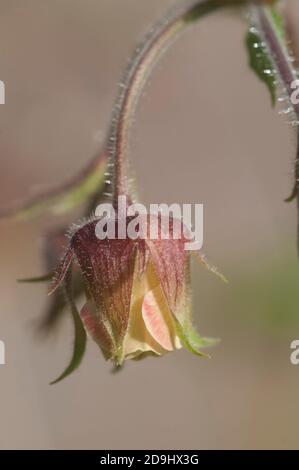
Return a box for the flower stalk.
[107,0,245,203]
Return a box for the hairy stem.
[0,0,283,219]
[253,5,299,119]
[251,4,299,247]
[107,0,245,204]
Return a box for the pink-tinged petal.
[48,247,74,296]
[123,260,177,359]
[142,289,174,351]
[80,302,114,360]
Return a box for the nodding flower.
[50,211,221,368]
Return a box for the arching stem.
[107,0,245,204]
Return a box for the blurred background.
[1,0,299,450]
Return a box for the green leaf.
[184,0,244,24]
[246,29,276,106]
[184,323,220,349]
[0,153,107,221]
[39,273,85,334]
[285,183,298,203]
[48,162,107,215]
[17,272,53,283]
[270,7,286,43]
[50,272,87,385]
[174,319,212,358]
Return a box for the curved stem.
[0,0,286,220]
[107,0,245,204]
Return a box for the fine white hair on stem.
[105,0,245,203]
[250,4,299,248]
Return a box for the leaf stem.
[253,5,299,120]
[251,4,299,248]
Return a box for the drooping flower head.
[50,209,220,372]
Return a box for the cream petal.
[124,262,181,358]
[123,265,165,358]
